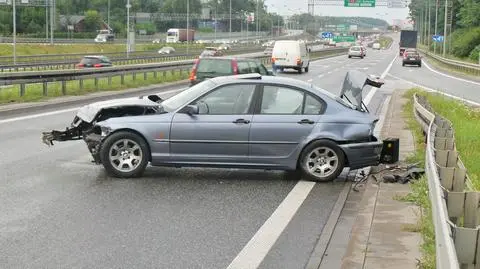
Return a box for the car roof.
[83,55,105,59]
[198,56,260,62]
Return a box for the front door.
[249,84,326,165]
[170,83,258,164]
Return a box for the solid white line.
[307,79,313,82]
[423,59,480,86]
[387,73,480,107]
[363,54,398,106]
[0,88,185,125]
[226,181,316,269]
[318,74,325,78]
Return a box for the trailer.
[166,28,195,43]
[399,30,417,56]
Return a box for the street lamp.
[187,0,189,55]
[229,0,232,41]
[126,0,131,57]
[12,0,16,65]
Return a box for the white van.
[271,40,310,73]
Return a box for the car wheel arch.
[101,128,152,162]
[295,137,350,168]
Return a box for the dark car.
[77,55,113,68]
[189,57,274,86]
[402,49,422,67]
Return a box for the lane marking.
[307,79,313,82]
[226,181,316,269]
[363,54,398,106]
[387,73,480,107]
[318,74,324,78]
[422,59,480,86]
[0,88,185,125]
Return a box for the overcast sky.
[264,0,411,24]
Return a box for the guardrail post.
[61,81,66,95]
[94,78,99,91]
[163,71,167,79]
[121,74,125,85]
[144,72,147,81]
[108,77,112,86]
[154,71,157,79]
[79,79,83,90]
[133,72,136,81]
[19,84,25,96]
[43,82,47,96]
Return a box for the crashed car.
[42,71,385,181]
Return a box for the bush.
[450,27,480,58]
[469,44,480,62]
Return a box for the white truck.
[166,28,195,43]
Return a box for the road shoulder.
[317,88,423,269]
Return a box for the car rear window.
[80,57,101,64]
[351,47,360,51]
[197,59,233,74]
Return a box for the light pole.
[50,0,54,44]
[256,0,259,39]
[434,0,438,53]
[126,0,131,57]
[229,0,232,41]
[107,0,110,27]
[442,0,447,56]
[187,0,189,55]
[12,0,16,65]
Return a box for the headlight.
[100,126,112,137]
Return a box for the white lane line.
[226,181,316,269]
[422,60,480,86]
[387,73,480,107]
[0,88,185,125]
[318,74,325,78]
[363,54,398,106]
[307,79,313,82]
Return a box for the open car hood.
[76,96,161,123]
[339,70,384,111]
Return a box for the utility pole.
[442,0,448,56]
[428,0,431,49]
[46,0,49,42]
[126,0,131,57]
[256,0,259,39]
[50,0,54,44]
[229,0,232,41]
[108,0,110,28]
[434,0,438,53]
[187,0,189,55]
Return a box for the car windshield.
[160,80,216,112]
[351,47,361,51]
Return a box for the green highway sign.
[333,35,356,42]
[344,0,376,7]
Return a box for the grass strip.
[0,70,189,104]
[379,36,393,49]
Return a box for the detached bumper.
[340,141,383,170]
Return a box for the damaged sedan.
[42,71,385,182]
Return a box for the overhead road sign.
[333,35,356,42]
[344,0,376,7]
[321,32,334,38]
[432,35,444,42]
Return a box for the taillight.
[77,64,84,68]
[232,59,238,74]
[94,64,102,68]
[189,59,198,81]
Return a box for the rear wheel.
[299,140,346,182]
[298,67,303,74]
[305,64,309,72]
[100,131,150,178]
[418,62,422,67]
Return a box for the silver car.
[43,71,385,182]
[348,46,365,58]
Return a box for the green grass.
[0,69,189,104]
[379,36,393,49]
[0,43,209,57]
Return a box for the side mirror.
[182,105,199,115]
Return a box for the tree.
[83,10,102,32]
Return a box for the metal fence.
[413,93,480,269]
[418,49,480,76]
[0,47,349,99]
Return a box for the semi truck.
[399,30,417,56]
[166,28,195,43]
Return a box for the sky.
[264,0,411,24]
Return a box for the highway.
[0,34,477,268]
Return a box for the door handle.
[233,118,250,124]
[297,119,315,124]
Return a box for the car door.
[169,83,259,163]
[249,84,326,164]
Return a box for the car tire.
[100,131,150,178]
[298,139,346,182]
[305,64,309,72]
[348,55,351,58]
[298,67,303,74]
[418,62,422,67]
[402,62,405,66]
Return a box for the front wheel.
[299,140,345,182]
[99,131,150,178]
[305,65,309,72]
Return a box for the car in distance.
[76,55,113,68]
[271,40,310,74]
[199,47,224,58]
[189,56,274,86]
[372,43,381,50]
[402,49,422,67]
[158,46,176,55]
[61,71,385,181]
[348,46,365,58]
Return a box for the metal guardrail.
[0,47,349,99]
[418,49,480,76]
[0,46,265,71]
[413,93,480,269]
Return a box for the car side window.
[193,84,256,115]
[303,94,324,114]
[260,86,304,114]
[249,61,267,75]
[237,61,251,74]
[257,64,268,75]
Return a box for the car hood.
[339,70,369,111]
[76,97,160,123]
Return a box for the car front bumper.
[340,141,383,170]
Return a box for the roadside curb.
[0,79,189,117]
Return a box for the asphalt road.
[2,37,469,268]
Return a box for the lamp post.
[229,0,232,41]
[12,0,16,65]
[187,0,189,55]
[126,0,131,57]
